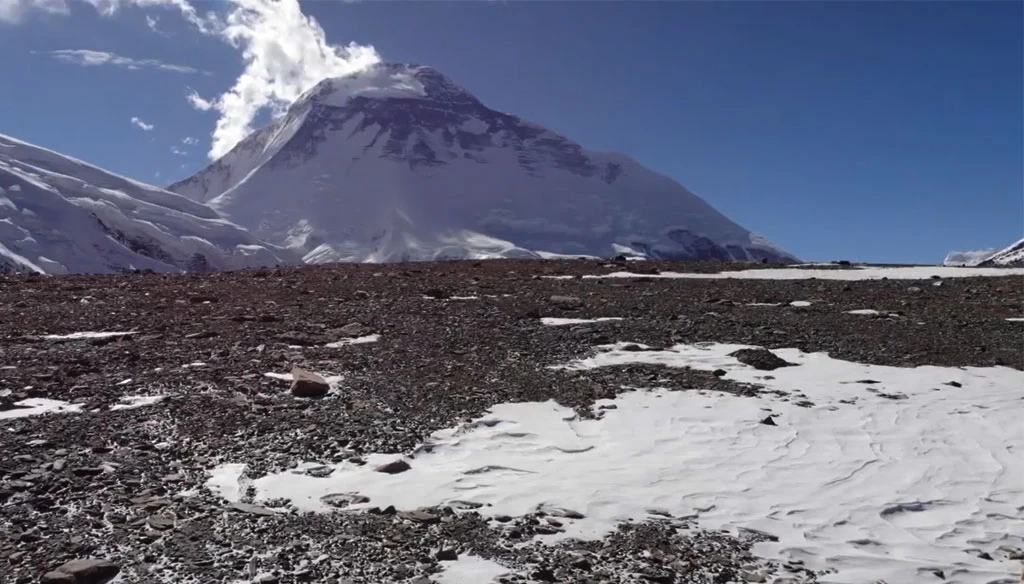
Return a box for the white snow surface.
[0,133,295,274]
[0,398,83,419]
[583,265,1024,280]
[41,331,137,341]
[539,317,623,326]
[431,556,514,584]
[206,342,1024,584]
[324,334,380,347]
[168,64,795,264]
[109,395,164,411]
[846,309,882,315]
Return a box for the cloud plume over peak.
[194,0,381,159]
[8,0,382,160]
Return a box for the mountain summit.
[170,64,797,263]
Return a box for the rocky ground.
[0,259,1021,584]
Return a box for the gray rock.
[336,322,371,337]
[729,348,794,371]
[44,559,120,584]
[398,509,440,524]
[289,367,330,398]
[375,459,411,474]
[549,295,583,310]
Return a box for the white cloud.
[130,116,154,131]
[181,136,198,145]
[170,145,188,156]
[193,0,381,159]
[185,89,213,111]
[44,49,202,73]
[0,0,68,23]
[8,0,381,160]
[145,13,157,30]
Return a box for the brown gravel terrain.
[0,259,1021,584]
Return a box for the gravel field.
[1,259,1022,584]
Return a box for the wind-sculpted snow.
[208,343,1024,584]
[0,133,295,274]
[170,64,796,264]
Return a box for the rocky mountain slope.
[0,133,295,274]
[169,64,797,264]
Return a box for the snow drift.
[0,133,295,274]
[169,63,797,264]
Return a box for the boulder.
[289,367,330,398]
[729,348,794,371]
[42,559,120,584]
[375,459,411,474]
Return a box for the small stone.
[435,548,458,561]
[336,322,370,337]
[712,369,727,377]
[320,493,370,508]
[289,367,330,398]
[531,568,558,582]
[760,415,777,426]
[549,295,583,310]
[375,459,411,474]
[146,515,175,531]
[907,286,922,293]
[945,381,963,388]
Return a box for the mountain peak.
[167,64,798,265]
[299,63,481,110]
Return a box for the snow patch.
[110,395,164,411]
[0,398,83,420]
[207,463,249,502]
[41,331,137,341]
[324,334,380,347]
[788,300,812,307]
[540,317,623,326]
[585,266,1024,281]
[432,555,515,584]
[206,343,1024,584]
[846,309,882,316]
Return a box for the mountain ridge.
[0,132,296,275]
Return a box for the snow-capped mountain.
[170,64,797,264]
[0,133,295,274]
[978,237,1024,267]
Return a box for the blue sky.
[0,0,1020,264]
